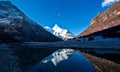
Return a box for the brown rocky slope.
[77,1,120,37]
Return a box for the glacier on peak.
[44,24,75,40]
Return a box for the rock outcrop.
[77,1,120,37]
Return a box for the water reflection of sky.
[27,49,96,72]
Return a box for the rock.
[77,1,120,37]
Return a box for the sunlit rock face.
[0,1,62,42]
[77,1,120,37]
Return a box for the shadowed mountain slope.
[0,1,62,42]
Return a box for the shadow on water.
[12,45,58,71]
[0,43,58,72]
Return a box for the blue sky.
[10,0,117,35]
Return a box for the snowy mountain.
[44,24,75,40]
[44,26,53,33]
[0,1,62,42]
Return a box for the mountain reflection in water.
[27,49,96,72]
[0,44,96,72]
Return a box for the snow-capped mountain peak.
[44,24,75,40]
[52,24,63,32]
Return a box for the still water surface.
[0,44,96,72]
[27,49,96,72]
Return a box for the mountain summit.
[0,1,62,42]
[44,24,74,40]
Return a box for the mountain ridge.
[0,1,62,42]
[77,1,120,37]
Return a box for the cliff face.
[77,1,120,37]
[0,1,62,42]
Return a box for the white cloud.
[102,0,119,7]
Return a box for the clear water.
[0,44,96,72]
[27,49,96,72]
